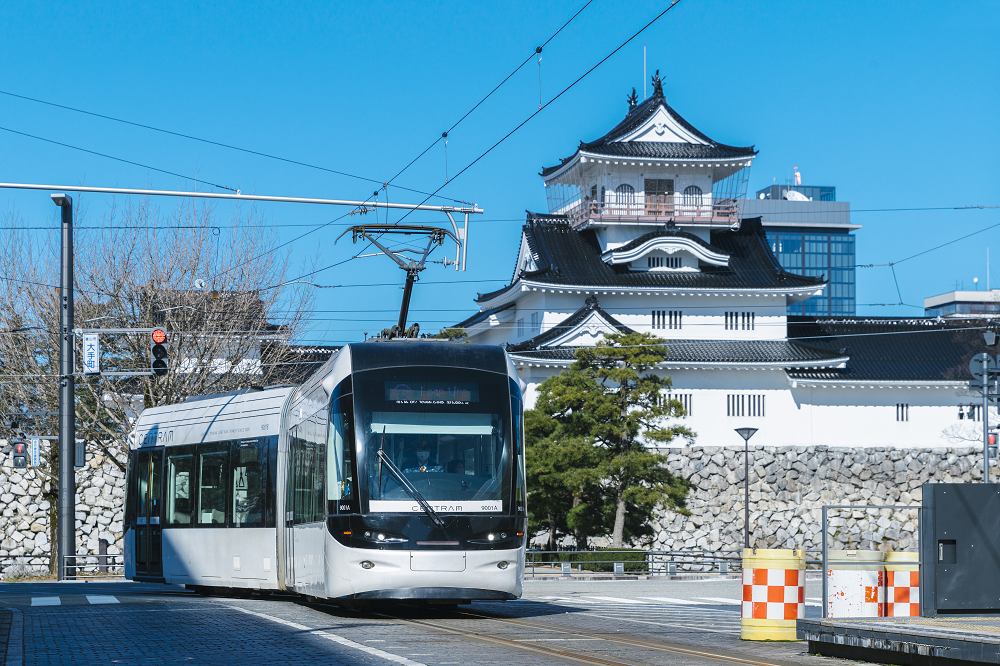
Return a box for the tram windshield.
[355,368,511,514]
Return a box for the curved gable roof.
[541,89,757,178]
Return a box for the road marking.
[582,596,648,604]
[86,595,119,605]
[695,597,742,605]
[229,606,427,666]
[637,597,709,605]
[30,597,60,606]
[537,596,596,604]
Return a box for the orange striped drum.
[884,552,919,617]
[740,549,806,640]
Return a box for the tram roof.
[129,385,294,448]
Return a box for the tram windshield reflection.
[355,368,511,514]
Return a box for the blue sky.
[1,0,997,343]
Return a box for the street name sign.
[82,333,100,375]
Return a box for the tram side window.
[198,450,228,525]
[327,395,354,504]
[232,441,265,527]
[166,453,193,525]
[125,450,137,526]
[292,412,326,523]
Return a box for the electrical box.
[920,483,1000,616]
[74,440,85,469]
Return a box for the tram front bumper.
[332,545,524,600]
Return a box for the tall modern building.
[743,185,859,316]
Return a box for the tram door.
[134,448,164,577]
[283,427,296,588]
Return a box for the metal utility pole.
[53,193,76,580]
[984,354,991,484]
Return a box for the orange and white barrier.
[884,552,919,617]
[741,548,805,640]
[826,550,884,617]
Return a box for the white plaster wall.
[514,365,975,450]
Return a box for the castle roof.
[474,214,824,305]
[541,79,756,179]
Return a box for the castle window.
[728,394,765,417]
[653,310,682,330]
[682,185,703,206]
[646,255,681,269]
[896,403,909,422]
[725,311,755,330]
[530,311,540,335]
[517,318,525,338]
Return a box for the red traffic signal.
[12,441,27,468]
[150,329,168,377]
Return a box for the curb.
[3,607,22,666]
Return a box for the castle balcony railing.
[564,195,741,229]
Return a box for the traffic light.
[990,433,998,460]
[150,328,168,377]
[12,441,27,468]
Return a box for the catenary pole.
[984,355,990,483]
[54,193,75,580]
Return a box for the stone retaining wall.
[3,440,998,576]
[0,439,125,575]
[655,445,999,556]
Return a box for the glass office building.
[765,231,856,315]
[744,185,858,316]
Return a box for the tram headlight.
[360,560,375,570]
[488,534,495,541]
[497,561,509,570]
[377,533,386,541]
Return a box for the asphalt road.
[0,576,860,666]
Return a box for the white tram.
[124,341,527,603]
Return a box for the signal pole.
[53,193,76,580]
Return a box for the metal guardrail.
[0,555,125,579]
[525,549,743,577]
[62,554,125,578]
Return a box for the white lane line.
[229,606,426,666]
[637,597,709,605]
[30,597,60,606]
[581,596,648,604]
[695,597,742,605]
[85,595,119,605]
[537,596,596,604]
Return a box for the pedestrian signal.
[150,328,168,377]
[12,441,27,468]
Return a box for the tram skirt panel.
[883,551,919,617]
[740,548,805,641]
[826,550,885,618]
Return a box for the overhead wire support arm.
[0,182,482,214]
[336,224,457,336]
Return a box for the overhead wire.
[390,0,685,229]
[0,125,238,192]
[0,89,463,204]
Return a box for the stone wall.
[654,445,1000,556]
[0,439,126,576]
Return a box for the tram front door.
[134,448,163,578]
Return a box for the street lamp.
[735,427,758,550]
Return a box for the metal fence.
[525,549,743,577]
[0,555,124,579]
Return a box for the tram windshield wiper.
[375,449,445,528]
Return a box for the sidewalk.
[798,615,1000,665]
